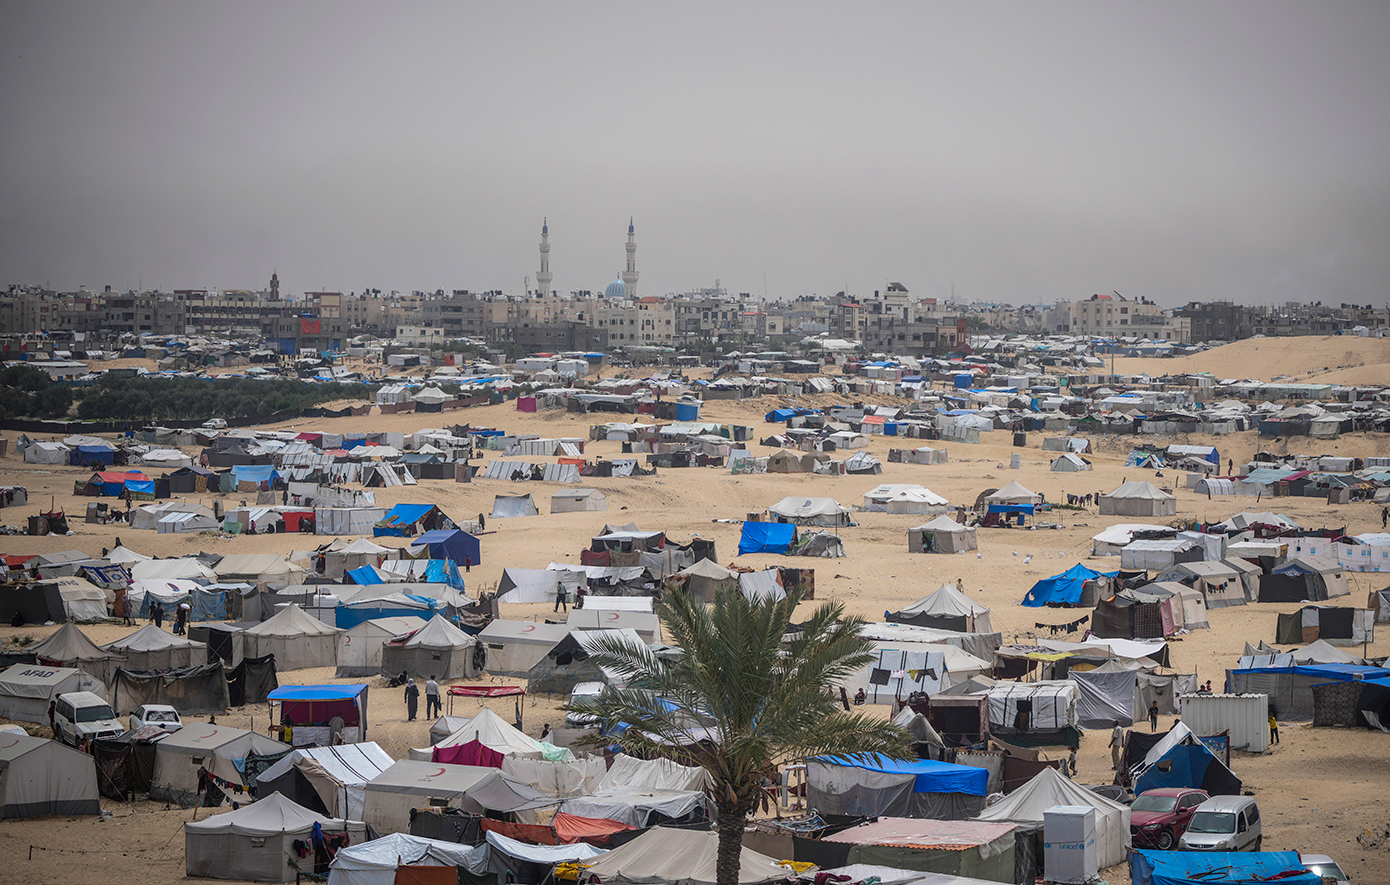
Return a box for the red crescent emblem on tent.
[605,612,619,621]
[0,738,19,749]
[344,637,352,645]
[429,768,446,777]
[203,729,218,738]
[521,625,535,632]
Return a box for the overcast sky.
[2,2,1388,307]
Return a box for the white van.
[53,691,124,745]
[1179,795,1263,852]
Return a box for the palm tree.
[565,585,913,885]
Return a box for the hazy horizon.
[2,2,1388,308]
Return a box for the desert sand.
[2,340,1389,884]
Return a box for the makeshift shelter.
[806,755,988,820]
[373,504,450,538]
[1173,561,1247,609]
[0,734,101,819]
[579,826,790,885]
[0,582,65,625]
[526,628,645,695]
[1099,481,1176,517]
[268,685,369,745]
[430,708,572,764]
[214,554,304,588]
[1260,556,1350,602]
[490,494,540,518]
[130,557,217,582]
[254,743,394,821]
[30,622,118,683]
[907,517,977,555]
[184,791,368,882]
[984,481,1040,505]
[889,583,991,632]
[0,664,103,724]
[110,662,231,716]
[1130,850,1321,885]
[476,620,570,677]
[240,604,341,671]
[103,623,209,671]
[975,766,1130,869]
[360,761,552,835]
[54,577,109,621]
[335,616,428,677]
[737,521,797,555]
[821,817,1016,883]
[1021,564,1114,608]
[674,558,740,603]
[1133,736,1243,797]
[1121,539,1202,572]
[150,721,287,805]
[1091,586,1181,641]
[1275,605,1374,646]
[986,682,1079,745]
[324,832,486,885]
[23,441,70,464]
[767,496,852,527]
[1050,453,1092,472]
[409,529,480,568]
[550,488,608,513]
[379,615,480,680]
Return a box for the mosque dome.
[604,277,627,298]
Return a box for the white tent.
[151,721,288,805]
[430,707,572,762]
[214,553,305,587]
[862,484,932,511]
[675,558,739,602]
[240,604,341,671]
[567,608,660,643]
[335,616,428,677]
[130,557,217,582]
[476,620,570,677]
[139,449,193,469]
[1050,453,1092,472]
[158,511,221,533]
[580,826,789,885]
[1099,480,1177,517]
[496,567,584,604]
[103,623,209,671]
[984,481,1040,505]
[325,832,486,885]
[767,496,852,526]
[975,766,1131,869]
[378,615,479,680]
[253,744,395,821]
[491,494,540,518]
[891,583,991,632]
[107,545,152,564]
[360,761,552,835]
[901,445,948,464]
[185,791,367,882]
[0,664,105,724]
[27,623,117,683]
[130,502,215,532]
[23,441,70,464]
[0,734,100,819]
[907,517,978,554]
[550,488,608,513]
[885,489,953,515]
[55,577,110,621]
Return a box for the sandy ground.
[1111,334,1390,384]
[3,347,1390,883]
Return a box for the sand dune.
[1112,334,1390,382]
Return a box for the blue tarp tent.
[191,588,226,622]
[346,565,390,585]
[675,401,701,421]
[1134,742,1242,796]
[125,479,156,496]
[71,446,115,468]
[267,684,369,733]
[411,529,481,567]
[373,503,442,537]
[334,595,440,630]
[231,464,279,487]
[1131,850,1320,885]
[766,409,796,423]
[1022,563,1117,607]
[813,755,988,796]
[738,522,797,555]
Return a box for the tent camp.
[889,583,992,632]
[1050,453,1092,472]
[378,615,479,680]
[984,481,1041,505]
[0,734,100,819]
[214,554,304,588]
[907,517,977,554]
[335,616,428,677]
[253,744,394,821]
[1022,564,1115,608]
[579,826,790,885]
[976,766,1130,869]
[0,664,104,724]
[360,761,553,835]
[807,755,988,820]
[1099,481,1177,517]
[490,494,540,519]
[767,496,851,527]
[103,623,209,671]
[29,622,119,683]
[151,721,287,805]
[185,791,368,882]
[476,620,570,677]
[240,604,341,671]
[674,558,740,602]
[550,489,608,513]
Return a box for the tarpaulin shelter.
[1050,453,1092,471]
[379,615,479,680]
[324,832,486,885]
[1276,605,1374,646]
[336,616,428,677]
[103,623,209,671]
[1091,586,1179,640]
[907,517,977,555]
[0,582,66,625]
[189,621,253,667]
[131,557,216,582]
[1068,666,1139,728]
[1260,556,1350,603]
[807,755,988,820]
[0,734,100,819]
[821,817,1016,883]
[526,628,645,694]
[92,729,160,800]
[1134,740,1243,797]
[214,554,304,588]
[360,761,553,835]
[1121,539,1202,572]
[976,766,1131,869]
[496,567,583,603]
[674,558,739,602]
[1130,849,1321,885]
[110,662,231,715]
[150,721,287,805]
[227,654,279,707]
[240,604,341,671]
[373,504,449,537]
[1099,481,1177,517]
[986,682,1079,746]
[1173,561,1248,609]
[1022,564,1115,608]
[268,685,369,744]
[54,577,110,621]
[889,583,991,632]
[30,622,119,683]
[410,529,480,566]
[254,743,394,821]
[0,664,104,724]
[490,494,540,518]
[184,791,368,882]
[161,510,220,534]
[476,619,570,677]
[23,441,70,464]
[580,826,790,885]
[767,496,852,527]
[738,521,797,555]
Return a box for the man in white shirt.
[425,675,440,719]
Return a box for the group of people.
[403,675,442,721]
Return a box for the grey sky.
[2,1,1388,307]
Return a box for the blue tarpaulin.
[191,588,226,622]
[813,754,988,796]
[1131,850,1320,885]
[374,503,439,537]
[71,446,114,467]
[738,522,797,555]
[411,529,480,566]
[125,480,156,495]
[231,464,279,486]
[346,565,389,585]
[334,596,439,630]
[987,503,1036,515]
[1134,742,1242,796]
[268,684,367,701]
[1022,563,1117,607]
[675,401,701,421]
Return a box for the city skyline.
[2,2,1388,307]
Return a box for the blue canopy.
[346,565,389,585]
[1131,850,1320,885]
[1022,563,1116,607]
[988,504,1036,515]
[71,446,115,467]
[374,503,439,537]
[125,480,156,495]
[738,522,796,555]
[268,685,368,701]
[1134,742,1241,796]
[411,529,480,566]
[675,401,701,421]
[814,755,987,796]
[231,464,279,484]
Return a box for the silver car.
[1301,854,1349,884]
[1178,795,1263,852]
[130,704,183,734]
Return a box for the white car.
[1301,854,1349,884]
[564,682,606,728]
[53,692,125,745]
[201,418,227,429]
[130,704,183,733]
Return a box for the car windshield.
[1132,795,1178,813]
[1306,862,1345,879]
[76,704,116,723]
[1187,811,1235,834]
[144,710,178,722]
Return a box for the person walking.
[1382,506,1388,529]
[1109,722,1125,770]
[1067,747,1078,777]
[1148,700,1160,732]
[121,594,134,627]
[1269,709,1280,745]
[464,556,471,573]
[153,600,164,629]
[425,675,440,719]
[956,577,965,594]
[478,512,485,531]
[404,678,420,721]
[554,583,568,613]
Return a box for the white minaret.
[536,218,553,297]
[621,217,639,298]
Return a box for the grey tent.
[103,623,209,671]
[240,604,341,671]
[29,622,121,684]
[184,791,367,882]
[0,734,100,819]
[335,616,428,677]
[890,583,992,633]
[907,516,978,554]
[378,615,479,680]
[491,494,540,518]
[675,559,739,603]
[476,619,570,677]
[1261,556,1351,602]
[1099,481,1177,517]
[1050,453,1092,472]
[550,488,608,513]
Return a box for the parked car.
[564,682,605,728]
[53,691,124,746]
[1087,784,1132,806]
[1179,795,1263,852]
[1130,787,1209,849]
[202,418,227,429]
[1301,854,1349,884]
[129,704,183,734]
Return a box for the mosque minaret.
[620,217,639,298]
[536,218,553,297]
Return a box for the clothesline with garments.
[1033,615,1090,635]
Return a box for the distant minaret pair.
[535,218,637,298]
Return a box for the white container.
[1044,804,1097,885]
[1177,692,1269,752]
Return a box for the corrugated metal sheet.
[1179,693,1268,753]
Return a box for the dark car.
[1130,787,1210,850]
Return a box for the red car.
[1130,787,1210,849]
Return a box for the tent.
[806,755,988,820]
[253,744,394,821]
[767,496,851,526]
[490,494,540,518]
[1130,850,1321,885]
[889,583,991,632]
[130,557,216,582]
[551,488,608,513]
[29,622,119,683]
[976,766,1130,869]
[410,529,480,567]
[1050,453,1092,471]
[738,521,797,555]
[1260,556,1350,603]
[373,504,449,537]
[0,664,104,724]
[476,620,570,677]
[150,721,287,805]
[579,826,790,885]
[23,441,70,464]
[1275,606,1374,647]
[907,517,977,555]
[1120,539,1202,572]
[821,817,1016,883]
[675,558,739,602]
[184,791,368,882]
[335,616,428,677]
[1022,564,1115,607]
[1099,481,1177,517]
[844,451,882,475]
[430,708,572,764]
[1173,561,1247,609]
[986,682,1079,744]
[984,481,1040,505]
[214,554,304,588]
[54,577,110,621]
[324,832,486,885]
[379,615,479,680]
[0,734,100,819]
[526,628,645,695]
[360,761,553,835]
[885,489,954,515]
[110,661,232,716]
[496,567,584,604]
[0,582,65,626]
[240,604,341,671]
[103,623,209,671]
[1133,738,1243,797]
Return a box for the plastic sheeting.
[109,662,230,716]
[1068,668,1136,728]
[806,758,987,821]
[0,735,101,819]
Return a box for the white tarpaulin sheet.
[739,569,784,602]
[254,742,395,821]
